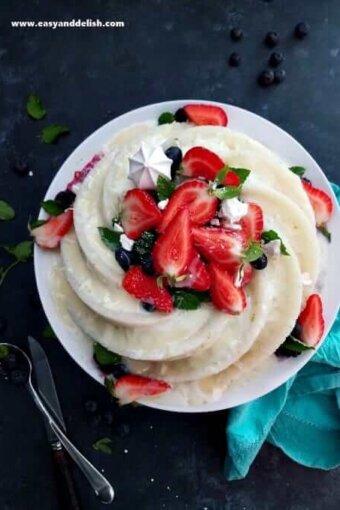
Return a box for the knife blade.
[28,336,66,444]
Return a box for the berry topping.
[153,208,194,278]
[122,266,173,312]
[230,27,243,41]
[142,301,156,312]
[301,181,333,226]
[31,209,73,249]
[175,254,211,291]
[67,154,102,191]
[174,108,188,123]
[294,22,310,39]
[258,70,275,87]
[183,104,228,126]
[250,253,268,270]
[158,180,218,233]
[165,146,183,179]
[181,146,240,185]
[297,293,324,346]
[240,203,264,241]
[209,264,247,315]
[140,254,157,275]
[192,226,247,270]
[114,374,171,405]
[121,189,162,240]
[115,247,134,272]
[269,51,284,67]
[229,52,241,67]
[274,69,286,84]
[264,31,279,48]
[55,190,76,209]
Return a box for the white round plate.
[34,100,340,413]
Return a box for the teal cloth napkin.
[225,183,340,481]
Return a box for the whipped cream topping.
[218,198,249,224]
[158,199,169,210]
[263,239,281,258]
[128,142,173,190]
[120,234,135,251]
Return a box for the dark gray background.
[0,1,339,509]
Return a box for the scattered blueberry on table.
[229,52,241,67]
[258,69,275,87]
[264,31,279,48]
[269,51,284,67]
[274,69,286,84]
[230,27,243,41]
[294,21,310,39]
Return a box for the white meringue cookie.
[128,142,173,190]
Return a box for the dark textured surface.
[0,1,339,509]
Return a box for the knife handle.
[52,445,82,510]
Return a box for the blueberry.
[274,69,286,84]
[84,400,98,414]
[291,322,302,340]
[250,254,268,270]
[4,352,18,370]
[103,410,114,426]
[10,369,27,385]
[55,190,76,209]
[111,362,129,379]
[12,161,29,177]
[116,422,130,438]
[294,22,310,39]
[258,70,274,87]
[230,27,243,41]
[115,247,133,271]
[140,255,156,276]
[174,108,188,123]
[229,52,241,67]
[0,316,8,334]
[269,51,284,67]
[88,414,102,428]
[165,146,182,179]
[142,301,156,312]
[264,31,279,48]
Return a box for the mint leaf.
[242,241,264,263]
[172,290,209,310]
[26,95,46,120]
[0,345,9,359]
[289,166,306,177]
[158,112,175,125]
[213,185,241,200]
[2,241,33,262]
[29,219,47,230]
[262,230,289,255]
[104,376,114,394]
[0,200,15,221]
[43,324,56,339]
[229,167,251,184]
[215,166,229,184]
[133,231,157,256]
[41,200,64,216]
[277,336,314,356]
[40,124,70,144]
[93,437,112,455]
[157,175,176,201]
[94,342,121,366]
[317,225,331,242]
[98,227,121,251]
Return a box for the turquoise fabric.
[225,183,340,481]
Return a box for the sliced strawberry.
[192,226,247,269]
[181,147,240,185]
[114,374,171,405]
[158,180,218,233]
[121,189,162,240]
[122,266,173,312]
[175,253,210,291]
[240,203,264,241]
[67,153,103,191]
[297,293,325,346]
[232,263,253,287]
[209,263,246,314]
[153,208,194,277]
[31,209,73,249]
[302,181,333,226]
[183,104,228,126]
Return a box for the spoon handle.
[28,384,114,505]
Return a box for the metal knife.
[28,336,82,510]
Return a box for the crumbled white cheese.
[158,199,169,210]
[113,223,124,233]
[301,272,312,286]
[210,218,220,226]
[263,239,281,257]
[120,234,134,251]
[221,219,242,230]
[218,198,248,223]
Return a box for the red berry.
[31,209,73,249]
[121,189,162,240]
[209,263,247,314]
[301,181,333,226]
[122,266,173,313]
[181,147,240,185]
[297,293,325,347]
[114,374,171,405]
[240,203,264,241]
[175,253,211,291]
[183,104,228,126]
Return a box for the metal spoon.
[0,343,114,504]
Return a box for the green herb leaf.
[94,343,121,366]
[242,241,264,263]
[157,175,176,201]
[229,167,251,184]
[98,227,121,251]
[29,219,47,230]
[26,94,46,120]
[0,200,15,221]
[40,124,70,144]
[93,437,112,455]
[2,241,33,262]
[172,290,209,310]
[133,231,157,257]
[289,166,306,177]
[41,200,64,216]
[214,166,229,184]
[262,230,289,255]
[104,376,114,394]
[213,185,241,200]
[0,345,9,359]
[158,112,175,125]
[278,336,314,354]
[317,225,331,242]
[42,324,56,339]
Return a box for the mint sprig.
[98,227,121,251]
[262,230,289,255]
[94,342,121,366]
[26,95,46,120]
[276,335,314,356]
[40,124,70,144]
[157,175,176,201]
[242,241,264,263]
[229,167,251,184]
[0,200,15,221]
[0,241,33,287]
[158,112,175,125]
[212,185,241,200]
[172,290,209,310]
[0,345,9,359]
[93,437,113,455]
[289,166,306,177]
[41,200,64,217]
[317,225,331,242]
